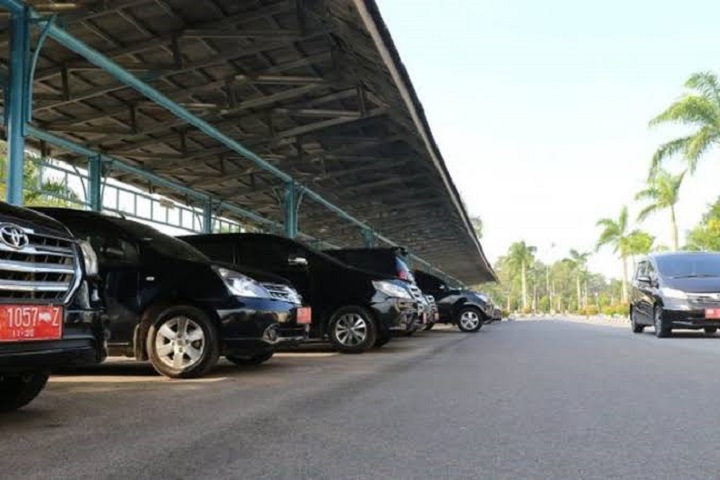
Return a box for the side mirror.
[288,254,308,267]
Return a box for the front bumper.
[371,298,417,332]
[664,308,720,329]
[0,308,106,373]
[217,296,309,356]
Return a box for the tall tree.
[0,155,79,207]
[686,197,720,251]
[649,72,720,175]
[506,241,537,311]
[635,168,685,250]
[564,249,590,311]
[625,230,655,265]
[596,206,632,303]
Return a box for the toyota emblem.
[0,224,29,249]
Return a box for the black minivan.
[35,209,309,378]
[631,252,720,338]
[413,269,491,332]
[323,247,430,331]
[182,233,418,353]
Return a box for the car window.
[107,218,208,262]
[237,238,289,268]
[635,261,648,280]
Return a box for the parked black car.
[35,209,309,378]
[413,269,491,332]
[182,233,417,353]
[631,252,720,338]
[322,247,429,332]
[0,203,106,412]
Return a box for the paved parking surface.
[5,320,720,479]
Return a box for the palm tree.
[596,206,632,303]
[625,230,655,266]
[506,241,537,311]
[564,249,590,311]
[650,72,720,175]
[635,168,685,250]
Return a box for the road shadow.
[640,330,720,340]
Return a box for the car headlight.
[660,287,688,300]
[214,267,272,299]
[79,240,99,276]
[373,280,412,299]
[284,286,302,305]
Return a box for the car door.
[78,224,142,346]
[633,261,652,323]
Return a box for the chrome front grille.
[688,293,720,308]
[425,295,437,310]
[263,282,301,305]
[0,230,77,303]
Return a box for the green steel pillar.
[283,181,298,239]
[87,156,102,211]
[203,200,213,234]
[361,228,375,248]
[6,8,29,205]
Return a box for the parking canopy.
[0,0,495,284]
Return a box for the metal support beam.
[87,155,102,211]
[361,228,375,248]
[283,181,299,239]
[203,201,213,234]
[6,6,28,205]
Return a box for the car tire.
[146,305,220,379]
[327,306,377,354]
[424,322,435,331]
[226,351,274,365]
[654,305,671,338]
[630,308,644,334]
[456,307,483,333]
[0,372,49,413]
[704,327,718,335]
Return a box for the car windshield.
[655,254,720,278]
[108,218,209,262]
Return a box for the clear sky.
[378,0,720,278]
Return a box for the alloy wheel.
[154,316,206,370]
[460,310,480,330]
[334,313,368,347]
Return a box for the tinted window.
[635,261,648,280]
[655,254,720,278]
[327,251,393,275]
[236,238,289,268]
[107,218,208,262]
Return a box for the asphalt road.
[4,320,720,479]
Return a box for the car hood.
[3,203,73,238]
[663,276,720,293]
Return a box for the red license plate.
[296,307,312,325]
[0,305,63,342]
[706,308,720,319]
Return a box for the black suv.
[323,247,430,332]
[413,269,491,332]
[631,252,720,338]
[182,233,417,353]
[35,209,309,378]
[0,203,106,412]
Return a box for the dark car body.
[323,247,429,330]
[413,269,492,330]
[0,202,105,411]
[182,233,417,352]
[35,209,307,377]
[631,252,720,337]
